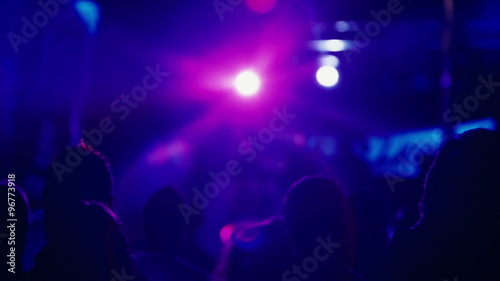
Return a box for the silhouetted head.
[284,176,352,242]
[419,129,500,228]
[143,186,187,254]
[42,201,137,281]
[382,129,500,281]
[45,143,113,207]
[284,176,356,280]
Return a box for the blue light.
[75,0,100,33]
[454,118,496,134]
[335,21,351,32]
[360,128,444,177]
[357,119,497,178]
[319,137,336,157]
[306,136,318,149]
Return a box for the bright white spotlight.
[310,39,349,52]
[316,66,339,88]
[235,71,260,96]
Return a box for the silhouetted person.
[27,201,142,281]
[0,181,30,281]
[284,176,357,281]
[45,143,113,207]
[376,129,500,281]
[27,144,129,281]
[140,186,210,281]
[217,176,360,281]
[185,203,216,273]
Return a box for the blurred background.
[1,0,499,270]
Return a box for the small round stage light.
[235,71,261,96]
[316,66,339,88]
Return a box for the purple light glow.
[220,224,235,243]
[245,0,277,14]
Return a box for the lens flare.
[316,66,339,88]
[235,71,261,96]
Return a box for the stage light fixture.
[235,70,261,96]
[316,66,339,87]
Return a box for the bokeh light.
[319,55,340,67]
[245,0,277,14]
[74,0,100,33]
[220,224,235,242]
[316,66,339,88]
[311,39,349,52]
[235,70,261,96]
[335,21,352,32]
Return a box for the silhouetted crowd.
[2,128,500,281]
